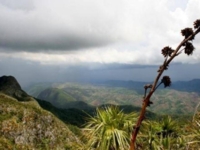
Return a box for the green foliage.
[83,106,138,150]
[137,116,187,149]
[185,111,200,149]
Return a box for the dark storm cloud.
[0,0,115,52]
[0,0,199,56]
[0,32,111,52]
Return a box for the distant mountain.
[25,82,158,124]
[36,87,96,111]
[0,76,82,149]
[93,79,200,94]
[24,82,53,97]
[26,81,200,116]
[94,80,147,94]
[171,79,200,93]
[37,88,76,108]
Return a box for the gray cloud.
[0,0,199,64]
[0,0,123,52]
[1,0,193,53]
[0,0,200,80]
[0,0,34,11]
[0,31,111,52]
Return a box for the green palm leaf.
[83,106,137,150]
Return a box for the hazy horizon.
[1,59,200,88]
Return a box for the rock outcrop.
[0,76,31,101]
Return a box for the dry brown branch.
[129,19,200,150]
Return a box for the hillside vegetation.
[0,93,82,149]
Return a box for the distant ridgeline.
[92,79,200,94]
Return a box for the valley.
[25,80,200,116]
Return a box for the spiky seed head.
[161,76,171,88]
[161,46,174,57]
[194,19,200,29]
[181,28,194,40]
[184,42,195,55]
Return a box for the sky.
[0,0,200,87]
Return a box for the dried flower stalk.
[129,19,200,150]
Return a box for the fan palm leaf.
[83,106,137,150]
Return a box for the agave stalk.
[130,19,200,150]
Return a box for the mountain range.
[1,75,200,149]
[25,80,200,116]
[92,79,200,94]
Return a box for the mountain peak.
[0,75,30,101]
[0,75,21,89]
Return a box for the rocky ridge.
[0,75,31,101]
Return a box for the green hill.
[25,82,53,97]
[35,98,92,127]
[37,88,76,108]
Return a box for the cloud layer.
[1,0,199,51]
[0,0,200,83]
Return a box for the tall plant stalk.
[129,19,200,150]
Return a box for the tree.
[83,106,137,150]
[130,19,200,150]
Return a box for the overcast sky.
[0,0,200,87]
